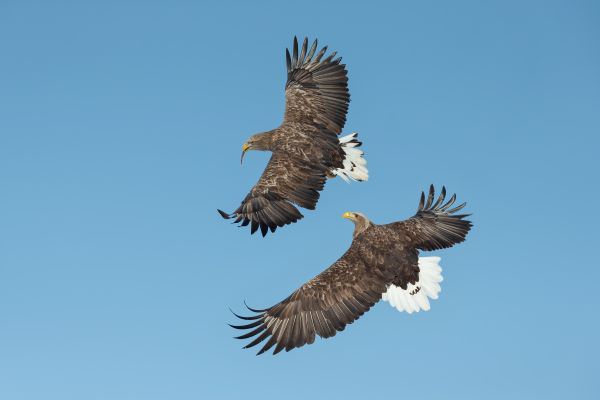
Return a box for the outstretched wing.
[283,37,350,134]
[230,242,395,355]
[389,185,473,251]
[218,152,328,236]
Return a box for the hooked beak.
[241,143,250,164]
[342,212,353,219]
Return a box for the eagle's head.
[241,131,274,164]
[342,211,372,237]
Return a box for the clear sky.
[1,1,599,399]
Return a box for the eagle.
[230,185,472,355]
[218,37,368,236]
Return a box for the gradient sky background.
[1,1,599,399]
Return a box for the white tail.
[332,132,369,182]
[382,257,443,314]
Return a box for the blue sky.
[1,1,599,399]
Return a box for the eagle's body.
[219,37,368,236]
[231,186,472,355]
[259,123,346,180]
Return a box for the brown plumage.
[218,36,368,236]
[230,185,472,355]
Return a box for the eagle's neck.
[251,130,276,151]
[353,219,372,238]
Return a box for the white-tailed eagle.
[218,37,368,236]
[230,186,472,355]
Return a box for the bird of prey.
[218,36,368,236]
[230,185,472,355]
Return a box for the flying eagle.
[230,185,472,355]
[218,36,368,236]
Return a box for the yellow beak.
[342,212,352,219]
[241,143,250,164]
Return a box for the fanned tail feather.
[333,132,369,182]
[382,257,443,314]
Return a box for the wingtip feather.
[217,209,231,219]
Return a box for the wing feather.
[389,185,473,251]
[218,153,328,236]
[283,36,350,134]
[230,242,396,354]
